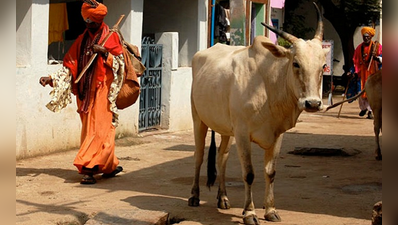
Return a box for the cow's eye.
[293,62,300,68]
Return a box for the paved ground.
[16,97,382,225]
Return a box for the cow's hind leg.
[188,117,209,207]
[217,135,233,209]
[263,135,282,222]
[373,110,382,160]
[235,133,259,225]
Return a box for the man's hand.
[372,52,382,63]
[352,73,358,79]
[92,44,108,55]
[346,71,357,79]
[39,76,53,87]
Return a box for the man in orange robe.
[40,1,124,184]
[352,27,382,119]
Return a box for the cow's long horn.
[261,22,298,44]
[313,2,323,41]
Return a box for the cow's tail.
[326,89,366,111]
[206,130,217,189]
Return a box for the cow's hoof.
[243,214,260,225]
[217,197,231,209]
[188,196,200,207]
[372,201,382,225]
[264,211,281,222]
[375,155,382,161]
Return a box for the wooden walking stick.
[367,55,374,72]
[367,41,379,72]
[337,74,353,118]
[75,14,125,84]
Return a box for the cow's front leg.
[235,134,259,225]
[263,135,282,222]
[217,135,233,209]
[188,120,208,207]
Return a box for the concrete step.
[85,208,169,225]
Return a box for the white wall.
[271,8,283,29]
[155,32,193,132]
[148,0,207,131]
[169,68,193,132]
[16,0,144,159]
[142,0,199,67]
[16,0,31,66]
[197,0,209,51]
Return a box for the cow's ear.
[261,42,288,58]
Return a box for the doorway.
[246,0,269,45]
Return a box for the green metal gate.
[139,37,163,131]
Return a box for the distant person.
[352,26,382,119]
[39,0,124,184]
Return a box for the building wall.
[230,0,247,45]
[16,0,32,66]
[16,0,144,159]
[147,1,207,132]
[143,0,199,67]
[168,68,193,132]
[197,0,208,50]
[270,7,283,29]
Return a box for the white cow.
[188,3,329,225]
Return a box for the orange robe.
[353,41,382,98]
[63,23,123,174]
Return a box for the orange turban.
[361,27,375,37]
[81,2,108,23]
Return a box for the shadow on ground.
[16,130,382,224]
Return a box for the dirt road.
[16,98,382,224]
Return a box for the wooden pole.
[337,75,353,118]
[367,56,373,72]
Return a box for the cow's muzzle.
[304,99,322,112]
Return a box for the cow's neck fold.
[260,63,302,134]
